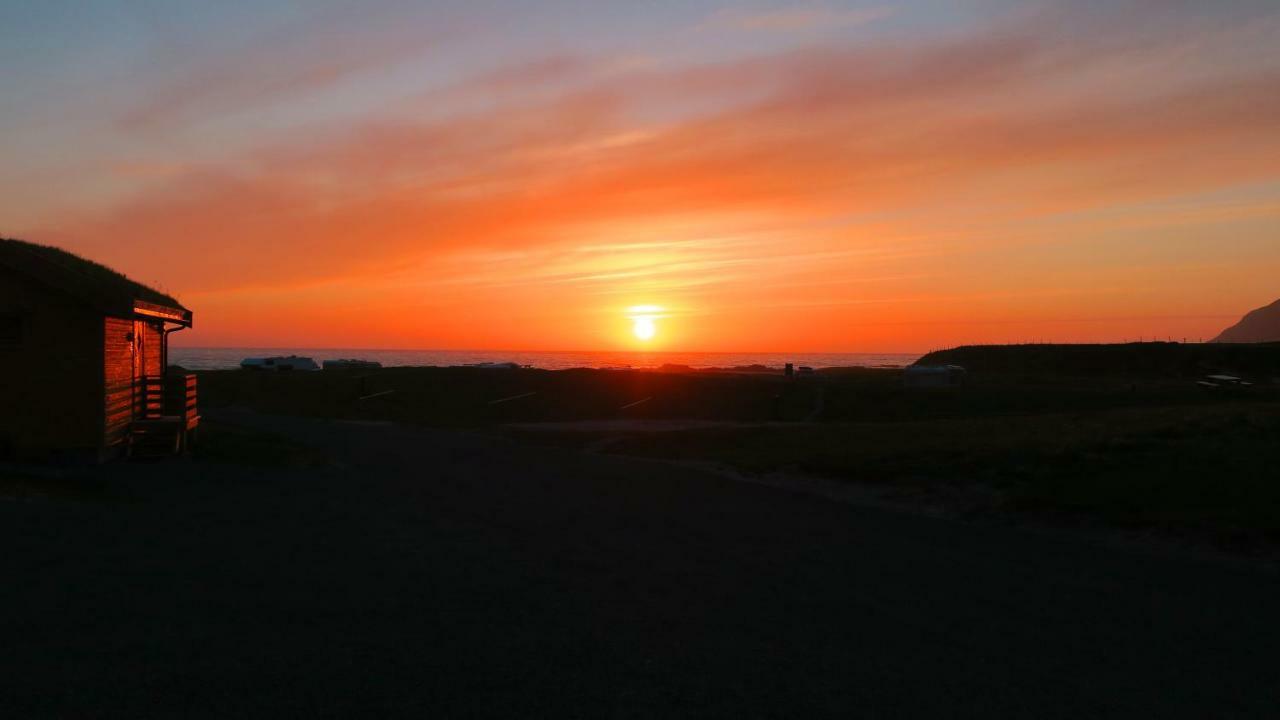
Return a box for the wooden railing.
[141,376,165,419]
[128,374,199,457]
[164,373,200,430]
[135,374,198,422]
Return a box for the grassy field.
[196,361,1272,426]
[510,402,1280,542]
[194,350,1280,547]
[917,341,1280,377]
[199,366,824,425]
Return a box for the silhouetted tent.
[0,238,198,461]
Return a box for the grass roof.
[0,237,184,310]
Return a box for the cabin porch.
[128,373,200,458]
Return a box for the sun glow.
[627,305,662,342]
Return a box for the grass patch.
[195,366,1280,544]
[513,402,1280,543]
[197,366,1279,427]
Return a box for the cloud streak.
[709,5,894,32]
[119,4,462,131]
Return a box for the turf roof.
[0,237,185,311]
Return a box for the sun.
[632,315,656,341]
[626,305,662,342]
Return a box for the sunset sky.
[2,0,1278,352]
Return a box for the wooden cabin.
[0,238,198,462]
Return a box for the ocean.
[170,347,920,371]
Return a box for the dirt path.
[3,409,1278,718]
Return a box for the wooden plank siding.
[104,317,168,448]
[142,321,162,376]
[103,316,136,448]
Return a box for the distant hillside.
[916,342,1280,377]
[1214,298,1280,343]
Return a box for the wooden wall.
[143,321,162,376]
[104,317,165,449]
[103,316,136,449]
[0,269,102,459]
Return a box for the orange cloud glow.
[17,4,1280,352]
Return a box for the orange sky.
[4,1,1279,352]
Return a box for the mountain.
[1214,297,1280,343]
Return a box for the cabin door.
[132,320,164,419]
[132,320,145,419]
[133,319,145,377]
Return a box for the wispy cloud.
[118,5,461,132]
[708,5,893,32]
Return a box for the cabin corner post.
[98,312,109,459]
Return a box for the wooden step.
[129,419,183,458]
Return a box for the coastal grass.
[916,341,1280,378]
[196,364,1270,426]
[197,367,810,425]
[195,362,1280,544]
[513,401,1280,543]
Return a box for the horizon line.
[169,345,925,355]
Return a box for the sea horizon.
[170,346,921,371]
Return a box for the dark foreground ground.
[3,410,1279,718]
